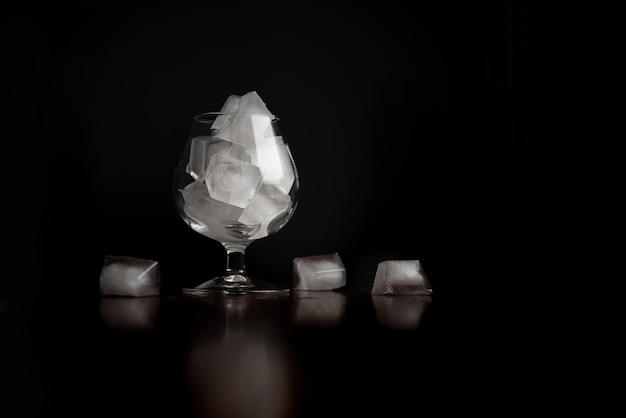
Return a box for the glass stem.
[224,243,248,276]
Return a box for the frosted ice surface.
[182,91,296,241]
[211,91,275,147]
[293,253,346,291]
[188,137,251,182]
[215,114,274,147]
[220,94,241,113]
[211,94,240,131]
[99,255,160,297]
[181,181,244,224]
[239,184,291,226]
[371,260,432,295]
[205,156,262,208]
[206,139,251,164]
[238,90,273,115]
[248,137,296,194]
[248,136,281,175]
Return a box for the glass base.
[182,274,290,296]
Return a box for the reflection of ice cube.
[293,291,346,327]
[180,181,244,225]
[205,156,262,209]
[239,184,291,226]
[293,253,346,291]
[249,136,296,194]
[100,296,160,330]
[371,260,432,295]
[371,295,431,330]
[99,255,160,297]
[187,135,211,180]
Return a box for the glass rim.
[194,111,279,122]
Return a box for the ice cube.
[180,181,244,225]
[371,260,432,295]
[238,90,273,115]
[239,184,291,226]
[188,136,251,183]
[205,155,262,208]
[293,291,346,327]
[211,94,241,130]
[214,113,274,148]
[211,91,275,148]
[293,253,346,291]
[187,135,211,180]
[207,139,251,164]
[248,136,296,194]
[99,255,160,297]
[371,295,431,330]
[220,94,241,113]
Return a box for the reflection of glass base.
[183,274,290,296]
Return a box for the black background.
[3,1,574,414]
[5,0,571,299]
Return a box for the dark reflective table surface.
[2,289,532,417]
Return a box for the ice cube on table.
[293,290,346,327]
[99,255,160,297]
[293,253,346,291]
[371,260,432,295]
